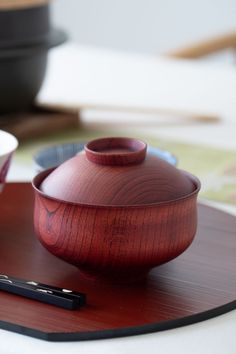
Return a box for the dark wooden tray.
[0,109,79,141]
[0,183,235,341]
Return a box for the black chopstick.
[0,275,86,310]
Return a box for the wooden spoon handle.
[0,0,50,10]
[167,31,236,59]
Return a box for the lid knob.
[85,137,147,166]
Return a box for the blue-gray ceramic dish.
[34,141,177,173]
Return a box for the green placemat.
[15,128,236,205]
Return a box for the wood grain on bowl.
[33,137,201,282]
[33,189,198,281]
[40,137,195,205]
[0,183,235,341]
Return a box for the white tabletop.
[0,310,235,354]
[4,44,236,353]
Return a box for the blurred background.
[2,0,236,204]
[52,0,236,57]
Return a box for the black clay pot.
[0,3,50,49]
[0,29,67,115]
[0,1,67,115]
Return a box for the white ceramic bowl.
[0,130,18,191]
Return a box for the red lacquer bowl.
[32,137,201,281]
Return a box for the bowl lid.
[39,137,196,206]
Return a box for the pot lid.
[0,29,67,58]
[39,137,196,206]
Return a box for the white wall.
[51,0,236,54]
